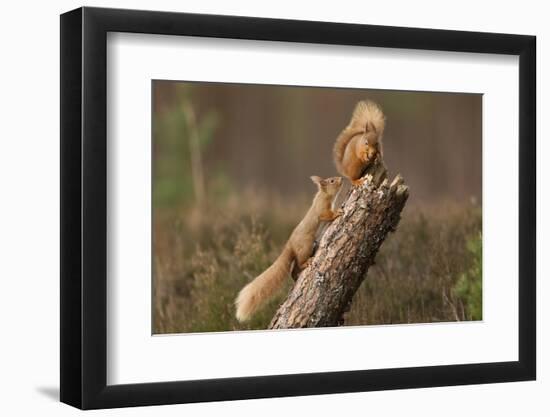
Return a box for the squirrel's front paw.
[351,177,366,187]
[335,208,344,218]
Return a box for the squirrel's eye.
[330,179,334,184]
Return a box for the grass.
[152,189,482,334]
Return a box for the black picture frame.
[60,6,536,410]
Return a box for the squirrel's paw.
[351,177,367,187]
[335,208,344,217]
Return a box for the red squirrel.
[235,176,343,322]
[333,100,385,185]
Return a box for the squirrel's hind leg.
[299,258,313,270]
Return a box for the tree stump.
[269,161,409,329]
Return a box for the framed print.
[60,6,536,410]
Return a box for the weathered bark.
[269,161,409,329]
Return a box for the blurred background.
[152,81,482,334]
[153,81,481,208]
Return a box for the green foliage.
[207,166,235,202]
[347,204,482,325]
[153,86,220,207]
[153,198,483,334]
[452,233,482,321]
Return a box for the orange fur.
[235,176,343,322]
[333,100,385,183]
[235,245,295,322]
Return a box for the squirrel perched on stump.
[235,176,343,322]
[333,100,386,185]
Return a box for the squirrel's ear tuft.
[310,175,322,185]
[366,121,376,133]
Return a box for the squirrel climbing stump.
[269,161,409,329]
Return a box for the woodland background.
[152,81,482,333]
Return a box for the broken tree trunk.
[269,161,409,329]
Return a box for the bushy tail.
[235,245,294,322]
[333,100,386,174]
[350,100,385,138]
